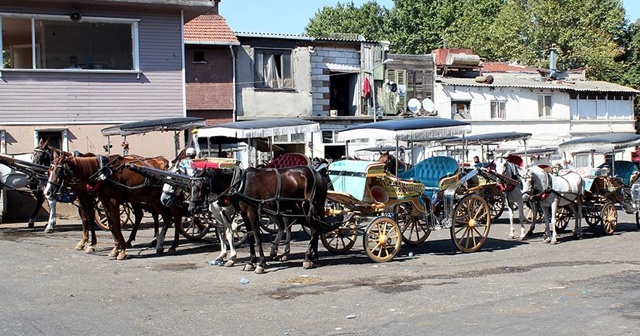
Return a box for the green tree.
[305,1,389,41]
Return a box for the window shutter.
[395,70,407,114]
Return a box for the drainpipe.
[230,45,237,122]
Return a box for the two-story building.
[0,0,216,160]
[433,49,638,166]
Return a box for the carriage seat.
[598,160,639,185]
[397,156,459,197]
[263,153,310,169]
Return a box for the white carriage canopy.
[559,133,640,154]
[196,118,320,138]
[337,117,471,142]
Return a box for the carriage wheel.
[321,220,358,254]
[450,194,491,253]
[488,192,505,222]
[94,202,132,231]
[363,216,402,262]
[600,202,618,235]
[179,214,211,240]
[230,215,248,247]
[523,203,542,224]
[259,217,279,234]
[554,206,571,233]
[584,207,602,227]
[394,203,431,245]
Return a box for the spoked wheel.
[321,220,358,254]
[94,202,132,231]
[584,207,602,227]
[363,216,402,262]
[601,201,618,235]
[230,215,248,247]
[394,203,430,245]
[259,217,279,234]
[554,206,571,233]
[179,213,211,240]
[450,194,491,253]
[523,203,542,224]
[488,192,505,222]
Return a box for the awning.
[559,133,640,153]
[101,117,206,136]
[326,63,360,73]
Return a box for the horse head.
[44,154,75,198]
[33,138,53,167]
[521,166,549,203]
[378,151,405,174]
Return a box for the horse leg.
[167,206,182,254]
[541,204,551,243]
[516,195,526,240]
[549,201,559,244]
[507,199,516,239]
[303,228,319,269]
[221,208,237,267]
[44,198,57,233]
[525,201,537,238]
[241,209,261,273]
[103,198,127,260]
[75,197,92,251]
[27,190,45,229]
[154,206,172,255]
[268,216,291,261]
[573,201,583,240]
[126,204,144,248]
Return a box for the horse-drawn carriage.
[557,133,640,235]
[320,117,494,262]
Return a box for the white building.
[434,69,638,167]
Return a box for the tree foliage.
[305,0,637,86]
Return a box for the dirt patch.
[150,263,199,271]
[281,275,323,285]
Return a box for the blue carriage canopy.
[441,132,532,146]
[559,133,640,153]
[195,118,320,138]
[101,117,206,136]
[336,117,471,142]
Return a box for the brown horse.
[378,151,406,175]
[189,166,329,273]
[45,154,180,260]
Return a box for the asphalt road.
[1,211,640,336]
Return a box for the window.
[490,101,506,119]
[193,50,205,63]
[1,14,138,71]
[35,129,68,152]
[451,101,470,119]
[538,95,552,117]
[254,49,292,89]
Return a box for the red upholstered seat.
[506,154,523,167]
[263,153,310,168]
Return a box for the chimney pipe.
[549,45,557,79]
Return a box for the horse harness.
[525,169,581,203]
[219,166,321,220]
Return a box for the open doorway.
[330,73,357,116]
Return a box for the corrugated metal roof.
[184,14,239,45]
[438,77,639,93]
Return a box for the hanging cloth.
[363,77,371,99]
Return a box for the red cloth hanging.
[363,77,371,99]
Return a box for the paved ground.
[1,212,640,335]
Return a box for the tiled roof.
[482,62,538,73]
[438,77,639,93]
[184,14,239,45]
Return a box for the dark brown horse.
[189,166,329,273]
[378,151,406,175]
[45,154,180,260]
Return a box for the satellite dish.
[407,98,421,113]
[422,98,435,113]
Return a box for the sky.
[220,0,640,35]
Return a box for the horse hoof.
[280,254,289,262]
[108,248,119,258]
[243,264,255,272]
[303,260,314,269]
[224,260,235,267]
[254,266,265,274]
[117,251,127,260]
[27,222,35,228]
[156,248,165,255]
[551,240,558,245]
[542,238,551,244]
[85,246,95,254]
[508,234,515,240]
[44,227,53,234]
[166,248,177,256]
[75,243,85,251]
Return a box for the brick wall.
[185,46,234,110]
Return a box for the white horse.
[521,166,584,244]
[493,156,527,240]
